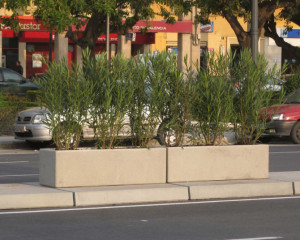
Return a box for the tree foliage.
[1,0,191,52]
[192,0,298,51]
[264,2,300,63]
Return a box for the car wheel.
[291,121,300,144]
[157,120,181,147]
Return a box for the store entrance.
[2,37,19,70]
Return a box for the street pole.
[106,13,110,61]
[251,0,258,63]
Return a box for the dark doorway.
[2,37,19,71]
[231,44,241,66]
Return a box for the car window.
[2,68,24,83]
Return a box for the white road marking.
[0,161,29,164]
[227,237,283,240]
[1,196,300,215]
[0,174,39,178]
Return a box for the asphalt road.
[1,196,300,239]
[0,143,300,184]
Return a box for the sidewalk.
[0,136,298,210]
[0,136,32,150]
[1,171,299,210]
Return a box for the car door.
[0,68,28,96]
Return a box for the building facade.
[0,4,299,77]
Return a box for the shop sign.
[0,18,47,31]
[131,21,192,33]
[201,22,214,33]
[280,29,300,38]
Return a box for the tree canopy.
[1,0,191,52]
[192,0,300,62]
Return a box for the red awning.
[131,21,192,33]
[19,31,53,42]
[2,30,16,38]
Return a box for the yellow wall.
[151,4,178,53]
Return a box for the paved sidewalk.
[1,171,299,210]
[0,136,31,150]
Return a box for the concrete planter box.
[167,145,269,182]
[39,148,166,188]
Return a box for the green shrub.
[128,53,154,147]
[0,93,37,135]
[283,67,300,95]
[188,51,235,145]
[231,49,285,144]
[85,53,135,149]
[129,52,188,147]
[154,53,189,147]
[26,90,39,102]
[36,58,93,150]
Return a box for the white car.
[13,107,179,146]
[14,107,94,144]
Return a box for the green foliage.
[84,52,135,149]
[231,49,285,144]
[2,0,190,51]
[151,52,187,146]
[188,51,235,145]
[36,59,93,150]
[26,90,39,102]
[128,52,188,147]
[283,67,300,95]
[0,92,37,135]
[128,53,154,147]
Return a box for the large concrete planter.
[167,145,269,182]
[39,148,166,188]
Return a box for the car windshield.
[285,88,300,104]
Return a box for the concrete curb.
[1,175,299,210]
[0,183,74,210]
[177,180,293,200]
[63,184,189,207]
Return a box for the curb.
[0,178,298,210]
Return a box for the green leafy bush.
[283,67,300,95]
[36,59,93,150]
[0,93,37,135]
[188,51,235,145]
[231,49,285,144]
[85,52,135,149]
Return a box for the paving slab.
[176,179,293,200]
[62,184,189,207]
[0,182,74,210]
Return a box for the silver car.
[14,107,181,146]
[13,107,95,143]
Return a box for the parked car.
[260,88,300,143]
[0,68,40,96]
[13,107,178,146]
[13,107,94,144]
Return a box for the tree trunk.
[264,15,300,63]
